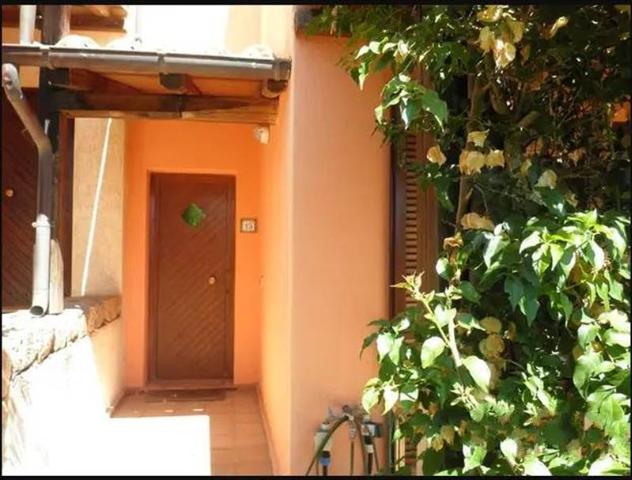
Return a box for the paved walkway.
[110,386,273,476]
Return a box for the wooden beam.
[38,4,71,145]
[50,91,280,125]
[159,73,202,96]
[41,5,71,45]
[58,114,74,297]
[38,5,72,298]
[70,10,125,31]
[48,69,141,95]
[86,5,110,17]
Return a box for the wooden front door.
[2,90,38,307]
[149,173,235,382]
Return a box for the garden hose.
[371,433,381,473]
[305,414,373,476]
[350,441,354,475]
[305,416,347,476]
[352,417,370,475]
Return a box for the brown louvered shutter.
[391,131,440,313]
[390,129,440,474]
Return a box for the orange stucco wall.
[256,17,390,473]
[255,6,295,476]
[123,121,263,387]
[259,90,293,474]
[287,35,390,475]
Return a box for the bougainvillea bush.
[311,4,630,476]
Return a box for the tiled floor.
[111,386,273,476]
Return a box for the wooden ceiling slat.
[51,91,279,125]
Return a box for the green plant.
[311,4,630,475]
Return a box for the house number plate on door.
[240,218,257,233]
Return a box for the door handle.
[208,275,216,286]
[4,188,14,198]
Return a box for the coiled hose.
[305,415,378,476]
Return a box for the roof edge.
[1,43,292,82]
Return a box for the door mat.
[144,389,227,403]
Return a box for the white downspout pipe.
[19,5,37,45]
[2,63,54,317]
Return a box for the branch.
[455,75,486,232]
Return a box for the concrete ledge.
[1,296,124,473]
[1,296,121,380]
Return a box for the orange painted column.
[122,120,263,387]
[287,34,391,474]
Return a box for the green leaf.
[374,104,385,123]
[588,455,627,476]
[484,235,508,267]
[389,336,404,364]
[539,188,566,217]
[421,336,446,368]
[558,249,576,281]
[457,313,484,332]
[573,350,601,390]
[460,281,481,304]
[536,388,557,416]
[355,44,371,59]
[595,282,610,310]
[422,448,445,475]
[604,329,631,347]
[520,231,542,253]
[608,279,623,302]
[605,227,627,258]
[523,457,552,476]
[500,438,518,466]
[378,357,396,382]
[434,305,456,328]
[571,210,597,227]
[556,292,573,321]
[420,89,448,128]
[362,385,380,413]
[519,285,540,325]
[470,403,486,422]
[401,99,420,128]
[353,62,370,90]
[399,383,419,412]
[532,243,551,276]
[542,416,573,448]
[586,240,605,270]
[462,443,487,473]
[383,385,398,414]
[599,310,630,332]
[463,356,491,393]
[360,332,378,357]
[376,333,394,360]
[436,257,452,280]
[549,243,564,270]
[504,277,524,311]
[577,324,599,348]
[368,40,381,54]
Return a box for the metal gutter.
[1,43,292,82]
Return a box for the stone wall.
[1,297,123,474]
[71,119,125,296]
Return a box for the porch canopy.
[1,43,292,124]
